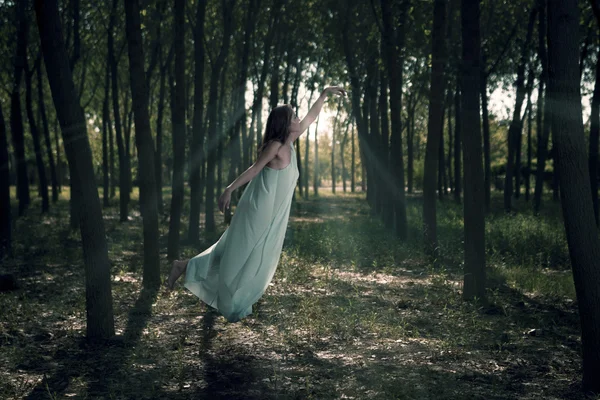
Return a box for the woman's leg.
[166,259,189,290]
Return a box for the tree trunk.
[590,42,600,226]
[109,0,128,222]
[167,0,186,259]
[454,78,462,204]
[525,72,534,202]
[0,104,11,258]
[205,0,236,234]
[380,61,392,228]
[102,51,111,207]
[351,120,355,192]
[504,8,537,212]
[124,0,161,289]
[534,0,551,214]
[480,71,491,212]
[25,57,49,213]
[188,0,207,243]
[35,0,115,339]
[380,0,408,239]
[447,91,454,193]
[313,116,320,196]
[547,0,600,391]
[423,0,447,257]
[461,0,486,301]
[38,62,58,203]
[11,0,30,216]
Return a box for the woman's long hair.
[257,104,293,156]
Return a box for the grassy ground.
[0,186,596,399]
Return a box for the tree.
[0,103,10,259]
[124,0,161,289]
[460,0,486,301]
[167,0,186,259]
[10,0,30,216]
[547,0,600,391]
[204,0,236,234]
[34,0,115,339]
[423,0,447,259]
[380,0,408,239]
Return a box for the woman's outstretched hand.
[324,86,347,98]
[218,188,232,213]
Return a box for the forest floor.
[0,187,597,399]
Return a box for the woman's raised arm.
[293,86,346,141]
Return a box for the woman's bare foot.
[166,259,189,291]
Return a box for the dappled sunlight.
[0,190,585,399]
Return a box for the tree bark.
[25,56,49,213]
[534,0,551,214]
[205,0,236,233]
[35,0,115,339]
[188,0,207,243]
[454,78,462,204]
[167,0,187,259]
[379,61,392,228]
[504,7,537,212]
[380,0,408,239]
[124,0,161,289]
[480,69,491,212]
[38,62,58,203]
[547,0,600,391]
[11,0,30,216]
[423,0,447,258]
[109,0,128,222]
[461,0,486,301]
[0,103,11,258]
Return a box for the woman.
[165,86,346,322]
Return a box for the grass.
[0,185,596,399]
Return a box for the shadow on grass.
[24,288,161,399]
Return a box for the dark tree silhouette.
[124,0,161,289]
[423,0,447,258]
[34,0,115,339]
[547,0,600,391]
[460,0,486,301]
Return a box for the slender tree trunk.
[524,67,534,202]
[188,0,207,243]
[102,52,111,207]
[167,0,186,259]
[124,0,161,289]
[38,62,58,203]
[0,104,11,258]
[313,116,320,196]
[447,91,454,193]
[534,0,551,214]
[380,0,408,239]
[504,8,537,212]
[25,57,49,213]
[461,0,486,301]
[380,62,392,228]
[481,70,491,212]
[424,0,447,257]
[216,67,227,196]
[590,42,600,226]
[407,100,414,193]
[11,0,30,216]
[35,0,115,339]
[351,120,356,193]
[547,0,600,390]
[454,79,462,203]
[109,0,128,221]
[205,0,235,233]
